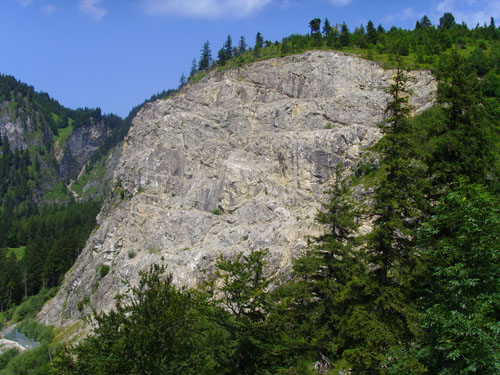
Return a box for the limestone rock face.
[39,51,436,327]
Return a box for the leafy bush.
[16,317,54,344]
[0,350,19,371]
[11,288,57,322]
[0,344,56,375]
[99,264,109,278]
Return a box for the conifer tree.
[294,67,424,374]
[189,58,198,77]
[179,73,187,88]
[366,20,377,44]
[198,41,212,71]
[340,22,350,47]
[254,32,264,57]
[238,36,247,55]
[343,65,425,374]
[309,18,321,34]
[322,18,332,36]
[291,167,366,360]
[369,65,425,281]
[431,50,497,185]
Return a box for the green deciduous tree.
[439,12,456,30]
[309,18,321,34]
[52,265,227,375]
[418,183,500,374]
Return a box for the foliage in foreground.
[52,258,290,375]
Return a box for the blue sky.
[1,0,499,117]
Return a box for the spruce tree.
[340,22,350,47]
[198,41,212,71]
[343,65,425,374]
[430,50,497,186]
[254,32,264,57]
[323,18,332,36]
[238,36,247,55]
[366,20,377,44]
[291,167,366,361]
[294,67,424,374]
[189,58,198,77]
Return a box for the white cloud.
[78,0,107,21]
[141,0,272,19]
[16,0,33,7]
[326,0,352,6]
[42,5,56,14]
[435,0,500,27]
[382,7,421,24]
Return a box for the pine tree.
[322,18,332,36]
[189,58,198,77]
[238,36,247,55]
[254,32,264,57]
[430,49,497,185]
[309,18,321,34]
[291,167,366,360]
[198,41,212,71]
[340,22,350,47]
[366,20,377,44]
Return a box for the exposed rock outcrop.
[57,119,120,180]
[39,51,436,327]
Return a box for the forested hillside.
[0,76,126,312]
[1,11,500,375]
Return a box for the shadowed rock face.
[57,119,117,180]
[39,51,436,328]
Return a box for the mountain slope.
[0,74,127,204]
[39,50,436,327]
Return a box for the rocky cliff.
[39,51,436,327]
[56,119,120,180]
